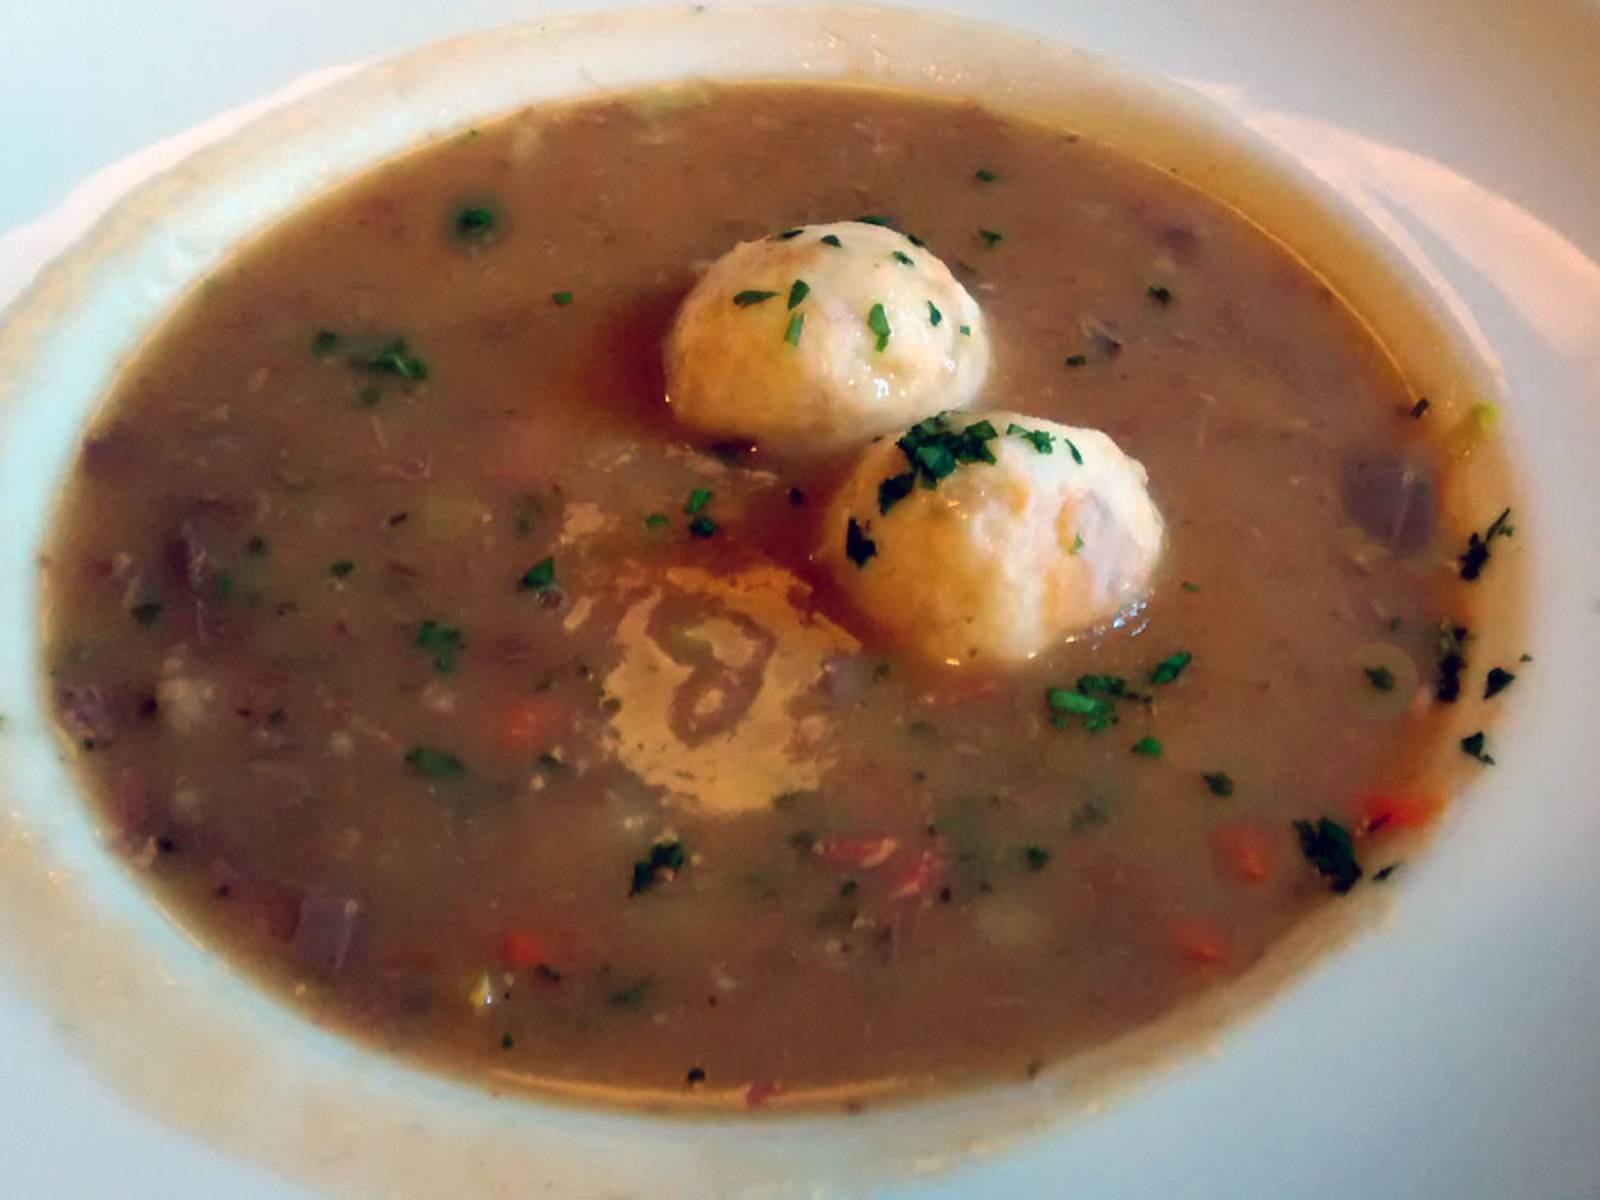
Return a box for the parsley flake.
[1149,650,1192,685]
[845,518,877,567]
[1064,354,1088,367]
[1071,533,1085,555]
[891,250,914,266]
[1435,621,1469,702]
[786,279,810,309]
[1363,665,1396,691]
[405,746,465,780]
[1063,437,1083,465]
[784,312,805,346]
[1046,686,1117,733]
[1293,817,1362,893]
[733,289,779,307]
[362,338,428,382]
[978,229,1003,247]
[867,303,892,352]
[959,324,972,336]
[684,488,713,515]
[877,472,916,515]
[974,168,999,182]
[1022,844,1050,871]
[1005,422,1055,454]
[1146,284,1173,304]
[329,560,355,579]
[643,512,669,529]
[1458,507,1514,580]
[414,620,465,672]
[1131,736,1163,758]
[1202,771,1234,797]
[1180,580,1200,593]
[1461,731,1495,765]
[688,516,718,539]
[551,291,574,306]
[927,300,943,327]
[454,206,495,239]
[1484,667,1517,698]
[629,840,687,896]
[820,234,842,248]
[856,214,893,227]
[518,557,556,591]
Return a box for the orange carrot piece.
[501,931,549,968]
[1210,823,1275,885]
[1168,916,1228,966]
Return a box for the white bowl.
[2,3,1598,1197]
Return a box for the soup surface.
[41,83,1517,1108]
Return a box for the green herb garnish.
[684,488,713,515]
[1071,533,1085,555]
[688,516,718,539]
[959,324,971,336]
[1063,437,1083,465]
[1005,422,1054,454]
[454,206,495,239]
[856,214,893,227]
[1022,844,1050,871]
[927,300,943,327]
[1149,650,1192,685]
[974,168,999,182]
[845,518,877,567]
[643,512,670,529]
[891,250,914,267]
[311,329,343,356]
[1484,667,1516,698]
[551,290,574,307]
[1064,354,1088,367]
[1147,284,1173,304]
[978,229,1003,247]
[786,279,810,309]
[629,840,687,896]
[405,746,465,780]
[867,303,892,352]
[329,560,355,579]
[1458,507,1513,581]
[1180,580,1200,592]
[1293,817,1362,893]
[733,289,778,307]
[362,338,428,382]
[784,312,805,346]
[1363,665,1396,691]
[1436,621,1469,702]
[1202,771,1234,797]
[518,557,556,591]
[1131,736,1163,758]
[415,620,464,672]
[1461,731,1495,765]
[1046,686,1116,733]
[820,234,842,247]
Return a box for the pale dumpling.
[823,410,1165,664]
[664,221,989,450]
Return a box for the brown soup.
[40,82,1519,1109]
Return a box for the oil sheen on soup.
[41,83,1519,1109]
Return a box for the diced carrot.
[1359,791,1445,832]
[816,836,899,870]
[1209,823,1275,885]
[1168,916,1228,966]
[496,695,564,755]
[501,931,549,968]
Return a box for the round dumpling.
[664,221,989,450]
[822,410,1165,664]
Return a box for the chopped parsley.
[1148,650,1192,685]
[629,840,687,896]
[311,329,343,356]
[684,488,713,515]
[1435,621,1469,703]
[454,206,495,239]
[845,517,877,567]
[688,516,718,539]
[1363,665,1396,691]
[328,560,355,579]
[129,600,163,626]
[1293,817,1362,893]
[414,620,464,672]
[1071,533,1084,555]
[732,289,778,307]
[1461,731,1495,765]
[1063,437,1083,465]
[1458,507,1513,580]
[1064,354,1088,367]
[1146,284,1173,305]
[1022,844,1051,871]
[608,979,652,1008]
[644,512,669,529]
[959,324,972,336]
[784,312,805,346]
[927,300,943,327]
[774,228,804,240]
[1005,422,1055,454]
[1373,864,1400,882]
[1201,771,1234,797]
[1410,397,1431,419]
[1046,686,1116,733]
[362,338,428,382]
[1131,736,1163,758]
[1180,580,1200,593]
[877,471,916,515]
[405,746,465,780]
[518,556,556,591]
[891,250,914,267]
[867,303,892,352]
[877,412,1000,511]
[974,168,999,182]
[786,279,810,309]
[1077,675,1129,696]
[855,214,893,226]
[1484,667,1517,698]
[550,290,574,306]
[820,234,842,247]
[977,228,1004,247]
